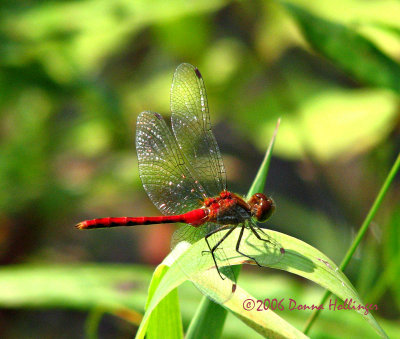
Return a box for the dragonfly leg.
[248,223,286,260]
[249,223,285,253]
[249,223,273,244]
[256,226,268,236]
[253,225,273,241]
[202,225,231,255]
[236,225,262,267]
[204,225,236,280]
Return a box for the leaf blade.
[280,1,400,94]
[145,264,183,339]
[137,226,387,338]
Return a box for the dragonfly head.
[248,193,275,223]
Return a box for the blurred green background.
[0,0,399,338]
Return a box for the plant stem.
[84,308,104,339]
[303,152,400,334]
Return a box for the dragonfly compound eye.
[249,193,275,222]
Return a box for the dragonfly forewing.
[136,111,206,215]
[171,63,226,197]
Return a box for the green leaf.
[272,88,398,162]
[304,153,400,335]
[85,308,106,339]
[0,263,395,337]
[2,0,227,81]
[135,226,387,338]
[247,118,281,198]
[0,264,149,313]
[145,258,183,339]
[279,1,400,94]
[185,297,229,339]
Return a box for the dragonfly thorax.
[204,191,252,225]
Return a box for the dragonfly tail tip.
[75,222,87,230]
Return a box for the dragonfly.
[77,63,285,298]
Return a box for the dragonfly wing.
[170,63,226,197]
[172,222,237,304]
[136,111,207,215]
[171,222,213,248]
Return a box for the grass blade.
[135,225,387,338]
[279,2,400,93]
[303,153,400,336]
[247,118,281,198]
[135,247,185,339]
[185,297,227,339]
[84,308,104,339]
[145,264,183,339]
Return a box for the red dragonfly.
[77,63,284,295]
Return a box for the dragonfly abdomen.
[76,217,166,229]
[76,209,208,229]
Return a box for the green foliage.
[279,1,400,93]
[145,264,183,339]
[0,264,149,310]
[138,226,388,337]
[1,0,400,338]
